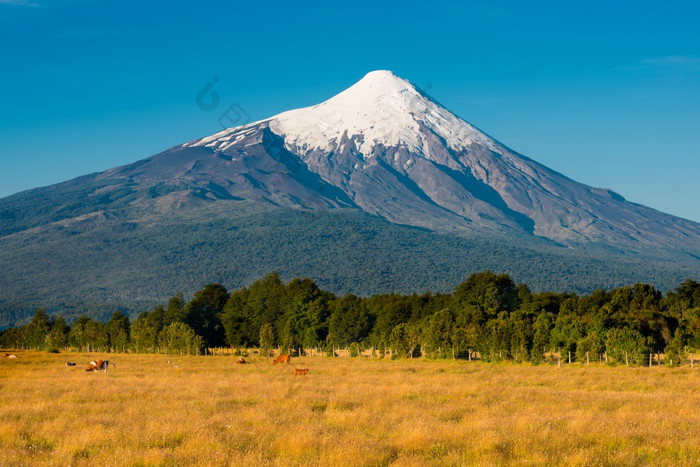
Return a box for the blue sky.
[1,0,699,221]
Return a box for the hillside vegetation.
[1,194,698,327]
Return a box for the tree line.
[1,271,698,365]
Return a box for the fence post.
[568,351,571,364]
[625,351,629,366]
[558,355,561,367]
[649,353,653,367]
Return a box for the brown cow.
[273,354,291,364]
[65,362,76,367]
[85,359,114,372]
[4,353,18,359]
[235,357,247,365]
[294,368,309,376]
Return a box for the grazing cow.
[65,362,76,367]
[273,354,291,364]
[235,357,247,365]
[4,353,18,359]
[294,368,309,376]
[85,359,113,372]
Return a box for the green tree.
[422,309,455,358]
[22,308,51,350]
[105,311,131,352]
[184,284,229,348]
[604,284,669,350]
[158,322,203,355]
[0,327,22,349]
[664,332,687,366]
[131,305,164,353]
[299,298,331,348]
[45,316,69,351]
[576,330,604,363]
[665,279,700,315]
[259,323,275,357]
[221,288,251,347]
[604,327,651,366]
[69,314,98,351]
[368,294,412,348]
[665,279,700,353]
[223,272,286,347]
[328,294,370,347]
[508,310,532,361]
[90,320,109,352]
[531,310,554,364]
[480,312,512,361]
[278,278,332,352]
[453,271,520,329]
[389,322,421,358]
[550,303,585,361]
[278,317,297,353]
[163,292,186,326]
[452,324,479,359]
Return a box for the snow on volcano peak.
[267,70,497,157]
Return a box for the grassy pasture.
[0,351,698,466]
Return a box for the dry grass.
[0,351,698,466]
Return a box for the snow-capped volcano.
[1,69,699,322]
[106,70,699,252]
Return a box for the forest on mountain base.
[2,271,698,366]
[2,200,698,329]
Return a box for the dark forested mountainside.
[1,198,697,327]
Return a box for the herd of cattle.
[4,352,309,375]
[235,354,308,375]
[272,354,309,375]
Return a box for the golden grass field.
[0,351,698,466]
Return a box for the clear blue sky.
[1,0,699,221]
